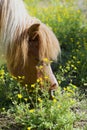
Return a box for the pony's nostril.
[50,83,58,90]
[52,83,56,87]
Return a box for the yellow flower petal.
[17,94,23,99]
[29,109,35,113]
[31,84,35,88]
[27,127,31,130]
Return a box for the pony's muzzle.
[49,82,58,99]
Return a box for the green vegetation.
[0,68,79,130]
[0,0,87,129]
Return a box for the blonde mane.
[0,0,61,69]
[37,23,61,61]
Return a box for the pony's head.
[0,0,61,96]
[7,22,61,93]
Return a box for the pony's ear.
[28,23,40,40]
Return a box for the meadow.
[0,0,87,129]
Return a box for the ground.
[0,98,87,130]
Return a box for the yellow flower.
[24,98,28,102]
[71,64,74,68]
[18,76,21,79]
[66,87,70,91]
[0,69,5,75]
[11,75,17,80]
[40,78,43,81]
[29,109,35,113]
[21,76,25,79]
[73,56,76,59]
[37,77,43,83]
[72,85,77,89]
[17,94,23,99]
[64,87,67,91]
[39,65,43,69]
[44,76,48,79]
[25,84,28,87]
[2,107,5,111]
[53,98,57,103]
[74,67,77,70]
[77,61,80,64]
[37,79,40,83]
[0,76,4,79]
[38,98,42,103]
[27,127,31,130]
[58,105,61,108]
[66,66,70,70]
[41,81,44,85]
[31,84,35,88]
[43,58,49,62]
[52,95,55,99]
[58,80,61,84]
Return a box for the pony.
[0,0,61,96]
